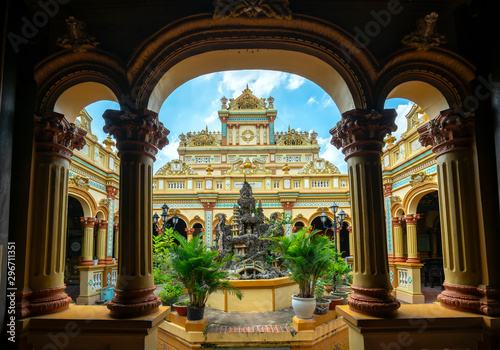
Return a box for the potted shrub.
[172,300,189,316]
[158,278,184,307]
[330,258,352,305]
[168,232,243,321]
[266,228,335,319]
[314,279,331,315]
[93,256,98,265]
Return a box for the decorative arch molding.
[68,186,97,217]
[293,219,309,227]
[403,182,439,215]
[95,210,106,220]
[309,211,335,224]
[391,202,404,218]
[128,14,379,112]
[189,218,205,228]
[342,217,352,226]
[96,205,109,220]
[377,48,476,114]
[171,213,190,227]
[34,50,128,118]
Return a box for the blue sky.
[85,70,413,173]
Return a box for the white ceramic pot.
[292,294,316,319]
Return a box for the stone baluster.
[103,108,169,318]
[330,108,400,316]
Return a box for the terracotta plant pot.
[173,302,188,317]
[328,297,343,310]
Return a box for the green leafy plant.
[153,228,176,285]
[168,231,243,309]
[158,278,185,305]
[314,279,329,302]
[265,227,335,298]
[174,300,189,306]
[262,212,294,238]
[329,257,352,293]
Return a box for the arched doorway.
[66,196,84,301]
[338,222,350,258]
[293,221,305,233]
[169,218,187,240]
[193,223,204,238]
[416,191,444,302]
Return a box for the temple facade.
[152,86,351,247]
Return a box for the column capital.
[202,202,216,211]
[403,214,421,225]
[391,217,403,227]
[330,109,397,160]
[281,201,294,210]
[106,186,119,199]
[34,111,87,161]
[384,183,393,197]
[98,220,108,230]
[81,217,96,228]
[418,108,475,157]
[103,109,169,159]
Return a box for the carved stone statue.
[213,181,286,279]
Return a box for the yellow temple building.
[152,86,351,246]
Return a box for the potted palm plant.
[168,232,243,321]
[266,228,335,319]
[330,257,353,305]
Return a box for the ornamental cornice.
[298,158,340,174]
[155,159,197,175]
[275,126,318,146]
[330,109,397,160]
[34,112,87,161]
[213,0,292,19]
[103,109,169,158]
[418,108,475,157]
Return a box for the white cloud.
[218,70,287,99]
[392,102,414,139]
[307,97,318,104]
[286,75,305,90]
[317,136,347,173]
[321,93,334,108]
[155,136,180,172]
[204,111,218,124]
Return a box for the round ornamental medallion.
[241,129,255,143]
[71,241,81,252]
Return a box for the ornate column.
[185,228,194,242]
[228,124,233,145]
[383,183,394,261]
[281,202,294,237]
[264,124,269,145]
[202,202,216,246]
[113,223,119,261]
[81,217,96,266]
[103,108,169,318]
[235,124,240,145]
[348,226,353,258]
[392,217,405,262]
[96,220,108,265]
[418,108,494,314]
[26,112,86,316]
[404,214,420,263]
[256,124,261,145]
[330,108,400,316]
[105,186,119,264]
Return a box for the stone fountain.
[214,180,287,280]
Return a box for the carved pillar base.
[107,286,161,318]
[28,285,72,316]
[478,286,500,316]
[438,283,481,313]
[15,290,32,318]
[348,286,400,317]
